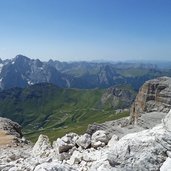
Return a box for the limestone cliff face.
[130,76,171,123]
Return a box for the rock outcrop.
[32,134,52,158]
[0,117,24,147]
[0,117,22,138]
[101,86,136,109]
[130,76,171,124]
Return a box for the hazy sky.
[0,0,171,61]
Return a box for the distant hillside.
[1,55,171,90]
[0,83,135,141]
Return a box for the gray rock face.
[0,55,67,90]
[130,76,171,124]
[0,117,22,138]
[108,124,169,171]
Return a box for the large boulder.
[106,124,171,170]
[32,134,52,158]
[76,133,91,149]
[53,133,79,153]
[91,130,109,148]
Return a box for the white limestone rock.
[67,150,83,165]
[53,133,79,153]
[2,110,171,171]
[91,130,109,148]
[107,124,170,170]
[107,134,119,147]
[167,151,171,158]
[32,134,52,158]
[76,133,91,149]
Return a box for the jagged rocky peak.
[130,76,171,124]
[13,54,31,63]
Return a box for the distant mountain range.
[1,54,171,91]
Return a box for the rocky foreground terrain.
[1,76,171,171]
[1,111,171,171]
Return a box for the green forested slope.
[0,83,131,141]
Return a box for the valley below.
[0,83,132,141]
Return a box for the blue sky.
[0,0,171,61]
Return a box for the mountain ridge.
[0,54,171,90]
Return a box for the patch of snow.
[28,80,34,85]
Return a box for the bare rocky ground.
[87,111,167,139]
[0,130,15,146]
[0,110,171,171]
